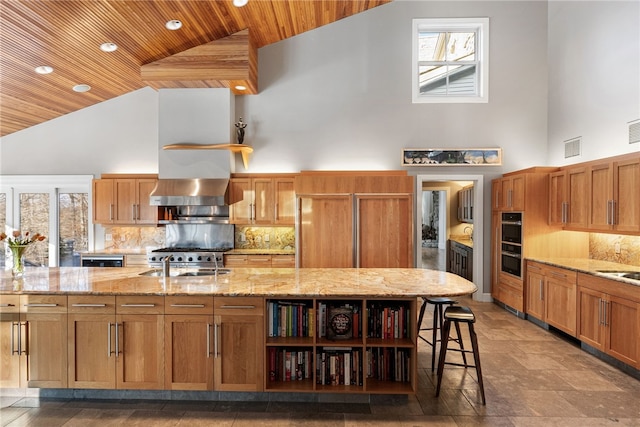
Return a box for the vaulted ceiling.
[0,0,391,137]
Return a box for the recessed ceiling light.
[235,85,247,91]
[73,84,91,93]
[34,65,53,74]
[100,42,118,52]
[165,20,182,30]
[233,0,249,7]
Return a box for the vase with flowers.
[0,230,46,278]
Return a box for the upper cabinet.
[496,174,525,211]
[93,175,158,225]
[229,174,297,226]
[549,153,640,234]
[588,155,640,233]
[548,166,589,229]
[457,184,474,223]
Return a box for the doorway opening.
[415,174,485,301]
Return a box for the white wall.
[547,1,640,165]
[236,1,549,174]
[0,87,159,176]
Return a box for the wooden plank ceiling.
[0,0,391,137]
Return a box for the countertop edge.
[526,257,640,288]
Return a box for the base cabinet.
[525,261,577,336]
[68,296,164,390]
[214,297,264,392]
[577,273,639,368]
[0,295,68,389]
[164,296,215,391]
[447,240,472,282]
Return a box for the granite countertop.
[449,237,473,249]
[526,257,640,287]
[80,249,150,256]
[226,249,296,255]
[0,267,476,298]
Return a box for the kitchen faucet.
[162,255,172,277]
[464,226,473,241]
[213,255,219,279]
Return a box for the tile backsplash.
[234,226,295,250]
[590,233,640,266]
[104,227,165,250]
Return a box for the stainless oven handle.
[501,220,522,225]
[501,251,521,259]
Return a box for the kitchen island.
[0,267,476,396]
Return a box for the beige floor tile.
[59,408,135,426]
[3,407,81,427]
[0,407,30,426]
[510,417,640,426]
[558,390,640,418]
[175,410,236,426]
[452,415,517,426]
[554,370,622,392]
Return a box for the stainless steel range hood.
[149,178,229,206]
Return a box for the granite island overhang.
[0,267,478,297]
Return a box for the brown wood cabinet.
[297,172,413,268]
[164,296,215,390]
[67,295,117,389]
[229,174,297,225]
[495,175,525,211]
[577,273,639,368]
[93,175,158,225]
[214,297,264,392]
[0,295,68,389]
[549,153,640,234]
[224,254,295,268]
[116,296,165,389]
[588,155,640,233]
[525,261,577,336]
[548,166,589,229]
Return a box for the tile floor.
[2,296,639,426]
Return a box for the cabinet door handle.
[24,303,58,307]
[550,272,566,279]
[170,304,206,308]
[115,322,121,356]
[610,200,616,225]
[10,321,19,355]
[108,322,113,357]
[206,323,212,358]
[72,303,107,307]
[110,204,113,221]
[214,323,219,358]
[19,321,27,355]
[0,303,16,307]
[120,304,155,307]
[603,300,608,326]
[539,279,544,300]
[219,305,256,309]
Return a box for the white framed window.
[1,175,93,267]
[412,17,489,103]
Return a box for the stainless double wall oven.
[500,212,523,278]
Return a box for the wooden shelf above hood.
[163,143,253,169]
[141,29,257,95]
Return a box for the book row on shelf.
[267,300,412,341]
[267,347,412,385]
[367,303,411,340]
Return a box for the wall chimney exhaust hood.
[149,178,229,206]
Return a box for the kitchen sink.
[178,269,231,276]
[596,270,640,281]
[139,269,231,277]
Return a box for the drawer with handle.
[116,295,164,314]
[165,296,214,315]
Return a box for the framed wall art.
[402,148,502,166]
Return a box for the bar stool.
[435,305,486,405]
[417,296,466,371]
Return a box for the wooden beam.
[140,29,257,94]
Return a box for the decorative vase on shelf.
[10,245,28,278]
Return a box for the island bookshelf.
[264,296,417,394]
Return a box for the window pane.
[0,193,5,267]
[59,193,88,267]
[419,64,477,96]
[19,193,49,266]
[446,32,475,62]
[418,31,445,61]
